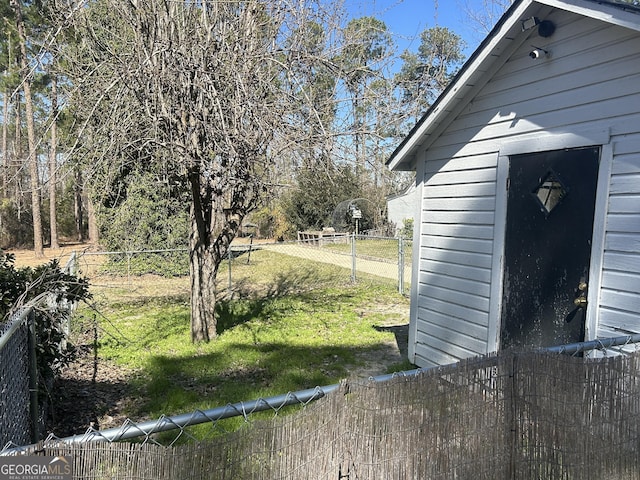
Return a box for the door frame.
[487,128,613,353]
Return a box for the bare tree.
[55,0,339,341]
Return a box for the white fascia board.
[387,0,535,171]
[539,0,640,32]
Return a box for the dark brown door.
[500,146,600,349]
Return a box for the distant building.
[386,183,419,237]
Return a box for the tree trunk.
[87,193,99,246]
[25,72,44,256]
[1,90,8,198]
[74,168,84,241]
[14,0,44,257]
[49,76,59,249]
[189,211,218,343]
[187,166,233,343]
[14,93,22,220]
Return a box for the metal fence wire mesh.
[0,311,32,448]
[72,237,413,300]
[7,349,640,479]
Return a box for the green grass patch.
[81,249,411,441]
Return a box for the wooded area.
[0,0,470,250]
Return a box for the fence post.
[64,251,77,276]
[61,251,78,344]
[247,235,253,264]
[351,233,356,283]
[126,251,132,284]
[27,311,40,444]
[398,237,405,295]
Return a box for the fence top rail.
[0,308,32,351]
[545,333,640,355]
[356,234,403,240]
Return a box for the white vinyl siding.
[598,134,640,339]
[415,163,497,366]
[411,7,640,367]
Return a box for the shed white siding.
[410,7,640,367]
[599,134,640,338]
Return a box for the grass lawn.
[74,248,412,440]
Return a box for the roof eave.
[386,0,640,172]
[387,0,536,171]
[540,0,640,31]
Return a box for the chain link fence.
[4,254,640,479]
[1,237,411,449]
[0,309,36,448]
[1,255,87,450]
[72,236,413,304]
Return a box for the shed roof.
[387,0,640,171]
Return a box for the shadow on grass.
[215,265,336,335]
[141,340,377,417]
[48,343,132,438]
[215,299,266,335]
[49,375,131,437]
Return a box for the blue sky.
[344,0,508,57]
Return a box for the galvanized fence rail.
[6,244,640,478]
[2,238,410,452]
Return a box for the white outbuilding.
[388,0,640,368]
[386,183,419,237]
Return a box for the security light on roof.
[521,16,540,31]
[521,17,556,37]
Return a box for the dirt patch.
[348,302,411,380]
[350,323,410,380]
[46,330,137,438]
